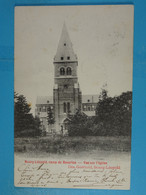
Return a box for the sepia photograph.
[14,5,133,189]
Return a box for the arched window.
[67,67,72,75]
[91,105,95,111]
[63,102,66,113]
[60,67,65,75]
[67,102,70,113]
[83,105,86,111]
[43,106,46,112]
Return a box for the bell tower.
[53,23,82,133]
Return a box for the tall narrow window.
[60,67,65,75]
[64,123,67,130]
[63,102,66,113]
[67,102,70,113]
[92,105,95,111]
[67,67,72,75]
[83,105,86,111]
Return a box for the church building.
[35,24,98,133]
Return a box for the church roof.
[54,23,77,63]
[36,95,98,105]
[36,96,53,105]
[82,95,99,103]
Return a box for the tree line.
[67,90,132,137]
[14,89,132,137]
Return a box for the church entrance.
[61,118,70,135]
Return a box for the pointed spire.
[54,23,77,62]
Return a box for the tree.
[14,93,31,133]
[47,106,55,132]
[33,116,41,136]
[68,109,89,136]
[14,92,41,137]
[95,90,132,136]
[112,91,132,136]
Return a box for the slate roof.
[36,96,53,105]
[54,23,77,62]
[36,95,98,105]
[82,95,99,103]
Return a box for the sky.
[14,5,134,114]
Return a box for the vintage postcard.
[14,5,134,189]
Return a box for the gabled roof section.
[54,23,77,63]
[82,95,99,103]
[36,96,53,105]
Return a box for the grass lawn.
[14,135,131,158]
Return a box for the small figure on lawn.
[61,125,64,136]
